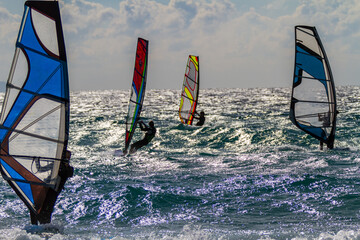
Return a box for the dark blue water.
[0,86,360,239]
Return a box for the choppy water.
[0,86,360,239]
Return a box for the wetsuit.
[130,122,156,153]
[194,112,205,126]
[30,151,73,225]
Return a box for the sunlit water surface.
[0,86,360,239]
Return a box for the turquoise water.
[0,86,360,239]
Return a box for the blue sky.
[0,0,359,91]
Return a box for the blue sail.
[290,26,337,149]
[0,1,71,224]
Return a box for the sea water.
[0,86,360,239]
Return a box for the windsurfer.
[320,140,334,150]
[34,157,54,173]
[194,111,205,126]
[128,121,156,154]
[59,150,74,184]
[30,150,73,225]
[33,151,73,176]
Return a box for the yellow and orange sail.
[179,55,199,125]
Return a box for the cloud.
[0,0,359,90]
[59,0,240,90]
[0,6,20,42]
[0,6,21,86]
[58,0,360,90]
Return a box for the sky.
[0,0,359,91]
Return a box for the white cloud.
[0,0,359,90]
[0,6,21,85]
[0,7,20,43]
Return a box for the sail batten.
[0,1,71,224]
[124,38,149,153]
[179,55,200,125]
[290,25,337,149]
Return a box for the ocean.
[0,86,360,239]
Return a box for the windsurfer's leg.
[37,188,58,224]
[320,141,323,150]
[130,139,147,153]
[30,211,38,225]
[130,142,138,152]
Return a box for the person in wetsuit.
[129,121,156,154]
[318,111,337,150]
[194,111,205,126]
[30,150,74,225]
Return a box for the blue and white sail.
[290,25,337,149]
[0,1,71,224]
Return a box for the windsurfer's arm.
[138,121,149,131]
[65,150,71,162]
[193,111,200,119]
[30,211,38,225]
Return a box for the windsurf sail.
[290,25,337,149]
[0,1,71,224]
[179,55,199,125]
[124,38,149,153]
